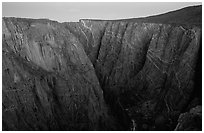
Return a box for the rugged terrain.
[2,5,202,130]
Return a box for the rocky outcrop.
[2,6,202,131]
[175,106,202,131]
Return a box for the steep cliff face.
[64,19,201,130]
[2,18,115,130]
[2,6,202,131]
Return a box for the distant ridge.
[81,5,202,26]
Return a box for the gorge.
[2,5,202,131]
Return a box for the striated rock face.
[2,6,202,131]
[64,19,201,130]
[2,18,115,130]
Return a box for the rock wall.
[2,17,115,130]
[2,17,202,130]
[65,19,202,130]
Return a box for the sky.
[2,2,202,22]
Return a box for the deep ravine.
[2,6,202,130]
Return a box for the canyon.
[2,5,202,130]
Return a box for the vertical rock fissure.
[93,22,108,67]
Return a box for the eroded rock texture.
[65,19,202,130]
[2,18,115,130]
[2,6,202,131]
